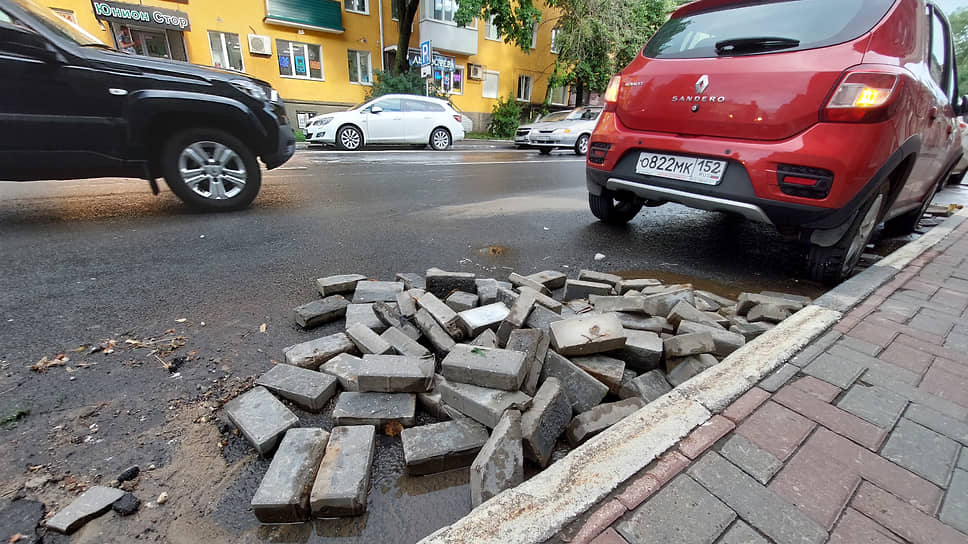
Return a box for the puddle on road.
[611,269,824,300]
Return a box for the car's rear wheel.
[539,148,552,155]
[161,128,261,211]
[430,127,451,150]
[337,125,364,151]
[589,189,643,225]
[807,185,886,285]
[884,179,939,235]
[575,134,590,156]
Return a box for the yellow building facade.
[48,0,568,130]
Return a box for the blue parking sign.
[420,40,432,66]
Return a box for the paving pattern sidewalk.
[554,221,968,544]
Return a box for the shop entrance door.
[133,28,170,58]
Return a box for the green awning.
[265,0,344,34]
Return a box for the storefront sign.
[91,0,191,31]
[407,50,455,72]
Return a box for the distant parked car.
[949,117,968,185]
[515,107,602,155]
[305,94,465,151]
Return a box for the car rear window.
[643,0,895,59]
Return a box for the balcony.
[418,19,477,56]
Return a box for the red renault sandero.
[586,0,965,284]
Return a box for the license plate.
[635,152,726,185]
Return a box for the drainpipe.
[378,0,386,70]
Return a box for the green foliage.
[1,406,29,429]
[952,8,968,95]
[489,94,524,138]
[366,70,428,99]
[455,0,542,52]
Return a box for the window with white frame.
[451,65,464,94]
[348,49,372,84]
[517,75,532,102]
[550,28,560,53]
[485,15,499,40]
[345,0,368,14]
[482,70,499,99]
[529,22,537,49]
[208,31,244,72]
[277,39,324,80]
[550,85,567,105]
[432,0,457,23]
[391,0,399,19]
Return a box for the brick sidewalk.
[554,221,968,544]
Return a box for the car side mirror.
[370,106,383,114]
[956,95,968,117]
[0,23,59,62]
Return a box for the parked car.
[587,0,965,284]
[305,94,465,151]
[949,117,968,184]
[514,107,602,155]
[0,0,294,211]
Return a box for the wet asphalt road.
[0,140,877,542]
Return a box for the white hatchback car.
[305,94,465,151]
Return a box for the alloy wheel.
[177,141,246,200]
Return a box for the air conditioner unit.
[248,34,272,56]
[468,64,484,80]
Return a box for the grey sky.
[935,0,968,16]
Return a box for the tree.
[390,0,540,75]
[952,7,968,95]
[545,0,670,105]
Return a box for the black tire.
[430,127,451,150]
[574,134,590,156]
[538,148,553,155]
[808,185,887,285]
[884,179,939,235]
[589,190,643,225]
[948,168,966,186]
[161,128,261,211]
[336,125,364,151]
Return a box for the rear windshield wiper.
[715,37,800,55]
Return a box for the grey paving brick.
[413,308,457,354]
[441,344,528,391]
[315,274,367,297]
[310,425,376,517]
[319,353,362,392]
[332,392,416,427]
[357,355,435,393]
[520,377,571,467]
[687,451,827,544]
[758,364,798,393]
[827,344,920,385]
[346,323,393,355]
[509,272,553,296]
[251,428,329,522]
[541,351,609,413]
[293,295,350,329]
[617,474,735,544]
[396,273,426,290]
[909,308,957,336]
[507,328,549,396]
[224,386,298,455]
[345,303,388,333]
[524,303,565,332]
[256,364,339,412]
[446,291,479,312]
[959,448,968,471]
[881,292,927,320]
[863,368,968,420]
[425,268,477,299]
[619,369,671,403]
[940,469,968,534]
[380,327,431,358]
[372,301,421,339]
[519,286,564,314]
[46,486,126,534]
[836,384,908,429]
[717,520,769,544]
[789,330,842,368]
[470,409,524,507]
[834,336,882,357]
[437,378,532,428]
[352,281,404,303]
[881,418,961,487]
[718,434,782,485]
[802,352,865,389]
[401,417,490,476]
[283,333,358,369]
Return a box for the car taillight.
[604,76,621,112]
[822,71,903,123]
[588,142,611,164]
[453,114,462,123]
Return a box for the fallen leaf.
[164,328,174,334]
[259,323,267,333]
[588,324,601,336]
[470,347,487,357]
[9,533,25,543]
[384,421,404,437]
[30,356,67,373]
[69,345,87,352]
[175,318,187,323]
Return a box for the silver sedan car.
[514,107,602,155]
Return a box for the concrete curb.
[418,209,968,544]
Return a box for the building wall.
[48,0,564,128]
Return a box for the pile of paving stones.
[221,268,811,523]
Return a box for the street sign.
[420,40,432,66]
[420,64,431,78]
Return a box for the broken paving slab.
[396,273,426,290]
[446,291,480,312]
[438,377,532,428]
[459,302,510,337]
[475,278,500,305]
[518,286,564,314]
[357,355,435,393]
[578,269,623,287]
[373,302,421,339]
[413,308,457,354]
[470,329,499,348]
[617,278,662,294]
[293,295,349,329]
[471,409,524,507]
[550,312,626,356]
[678,320,745,357]
[508,272,552,296]
[748,303,794,324]
[663,331,716,358]
[541,352,609,413]
[667,300,723,329]
[619,329,664,372]
[729,320,774,341]
[666,353,718,387]
[256,364,339,412]
[332,392,416,427]
[496,292,536,345]
[401,418,490,475]
[496,286,520,307]
[520,377,572,467]
[526,270,567,290]
[319,353,363,391]
[251,428,330,523]
[417,292,465,340]
[346,323,394,355]
[425,268,477,299]
[507,328,550,396]
[572,355,626,394]
[642,288,695,317]
[619,369,672,403]
[736,293,804,315]
[441,344,528,391]
[616,313,670,333]
[46,486,126,534]
[563,279,613,301]
[381,326,431,358]
[589,295,648,314]
[345,303,389,333]
[225,386,299,455]
[566,397,646,446]
[316,274,367,297]
[311,425,376,517]
[284,333,359,369]
[395,291,418,317]
[352,281,404,303]
[525,304,566,332]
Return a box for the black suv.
[0,0,294,210]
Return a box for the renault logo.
[696,75,709,95]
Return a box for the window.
[929,8,949,92]
[51,8,76,24]
[277,39,324,80]
[485,15,499,40]
[483,70,499,99]
[373,97,403,111]
[209,31,244,72]
[404,98,445,112]
[550,85,567,105]
[432,0,457,23]
[345,0,368,15]
[348,49,372,84]
[529,22,537,49]
[517,75,532,102]
[451,65,464,94]
[550,28,560,54]
[391,0,399,19]
[432,66,463,94]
